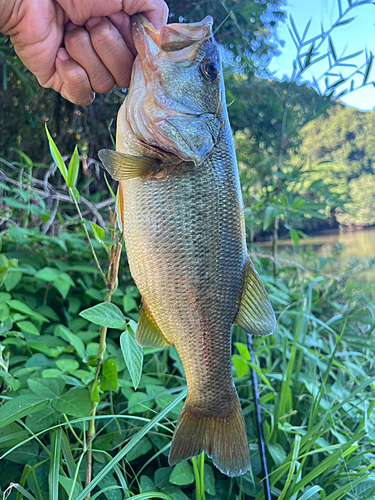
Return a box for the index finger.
[122,0,168,29]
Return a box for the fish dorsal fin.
[234,257,276,336]
[136,306,170,348]
[98,149,156,180]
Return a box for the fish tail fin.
[168,393,250,477]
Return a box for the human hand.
[0,0,168,105]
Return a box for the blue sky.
[270,0,375,111]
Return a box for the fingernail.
[57,48,69,61]
[86,17,102,28]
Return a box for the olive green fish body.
[99,14,276,477]
[120,122,245,406]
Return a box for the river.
[255,227,375,262]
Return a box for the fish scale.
[99,14,276,477]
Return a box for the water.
[256,228,375,262]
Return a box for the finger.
[64,24,115,93]
[108,11,136,57]
[122,0,169,29]
[54,48,95,105]
[86,17,134,88]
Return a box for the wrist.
[0,0,23,34]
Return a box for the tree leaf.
[120,327,143,390]
[100,359,118,392]
[80,303,127,329]
[169,461,194,486]
[0,394,49,429]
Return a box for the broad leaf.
[0,394,49,429]
[51,388,91,418]
[120,326,143,390]
[80,303,127,329]
[169,461,194,486]
[100,359,118,392]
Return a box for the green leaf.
[7,300,49,323]
[55,359,79,373]
[232,354,248,379]
[328,35,337,61]
[169,461,194,486]
[0,423,28,450]
[0,394,49,429]
[100,359,118,392]
[57,326,85,359]
[297,486,323,500]
[123,294,138,313]
[263,205,276,231]
[59,476,83,499]
[90,379,100,403]
[51,387,91,418]
[127,392,153,415]
[67,146,79,188]
[126,437,153,462]
[120,326,143,390]
[290,229,300,246]
[71,187,80,202]
[203,464,216,495]
[90,221,105,244]
[363,52,373,85]
[80,303,127,329]
[104,173,116,202]
[279,193,287,207]
[4,270,22,291]
[45,125,67,182]
[267,442,287,467]
[235,342,250,361]
[28,378,65,399]
[16,321,40,336]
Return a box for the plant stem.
[69,187,107,285]
[247,334,271,500]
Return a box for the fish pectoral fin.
[98,149,157,180]
[136,305,170,348]
[234,256,276,336]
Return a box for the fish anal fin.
[169,394,250,477]
[136,305,170,348]
[234,256,276,336]
[98,149,157,180]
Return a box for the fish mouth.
[132,14,213,55]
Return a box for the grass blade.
[49,429,62,500]
[75,388,187,500]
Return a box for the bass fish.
[99,15,275,477]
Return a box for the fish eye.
[201,59,220,81]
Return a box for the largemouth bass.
[99,15,275,477]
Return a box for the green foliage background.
[1,1,375,499]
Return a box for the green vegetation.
[1,0,375,499]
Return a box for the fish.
[99,14,276,477]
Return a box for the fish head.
[124,15,225,165]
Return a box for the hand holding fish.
[0,0,168,105]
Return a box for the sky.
[269,0,375,111]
